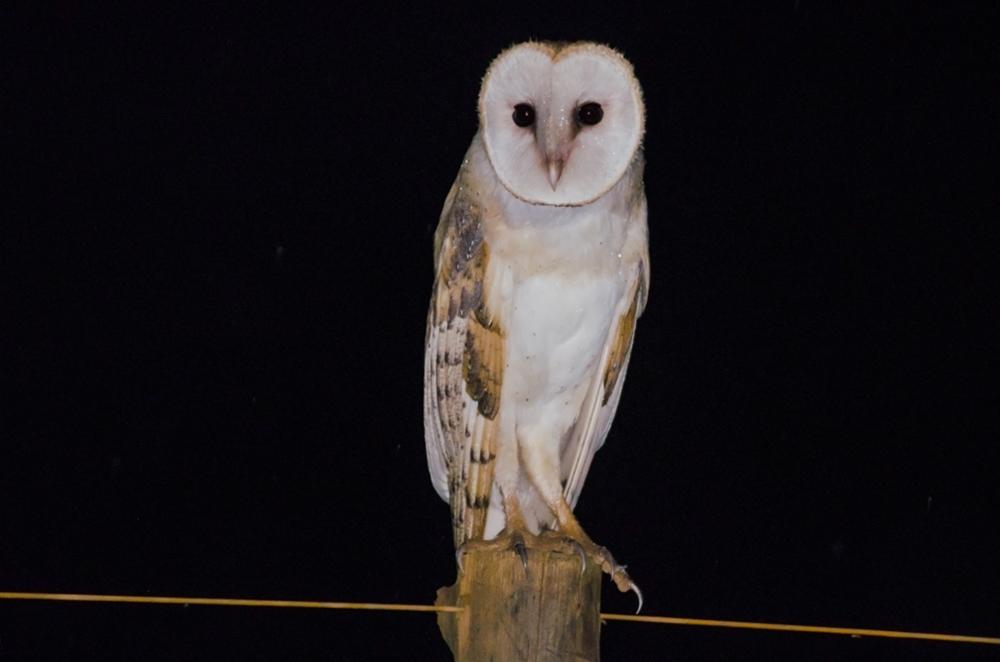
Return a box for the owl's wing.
[562,197,649,509]
[423,175,504,548]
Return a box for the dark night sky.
[3,3,998,660]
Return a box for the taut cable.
[2,591,998,646]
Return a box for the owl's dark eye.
[576,102,604,126]
[512,103,535,128]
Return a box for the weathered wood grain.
[436,542,602,661]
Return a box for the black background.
[3,3,998,660]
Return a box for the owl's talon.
[627,580,644,614]
[564,538,588,575]
[586,541,641,611]
[513,538,529,572]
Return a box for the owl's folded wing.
[423,177,504,548]
[561,196,649,509]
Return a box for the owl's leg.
[493,424,526,533]
[519,437,643,611]
[493,421,540,567]
[457,426,534,569]
[456,490,532,571]
[498,491,531,568]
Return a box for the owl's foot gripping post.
[457,496,644,613]
[553,498,644,613]
[456,493,535,571]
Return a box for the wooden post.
[436,542,603,661]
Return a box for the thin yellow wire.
[599,613,1000,645]
[0,592,459,613]
[2,592,998,646]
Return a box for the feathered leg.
[519,433,643,611]
[456,421,535,569]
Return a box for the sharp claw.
[455,547,465,572]
[628,580,644,614]
[567,539,587,575]
[513,540,528,571]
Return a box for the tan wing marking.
[601,265,643,404]
[463,290,503,419]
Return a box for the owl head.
[478,41,645,207]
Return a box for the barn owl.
[423,41,648,606]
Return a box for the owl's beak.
[541,111,570,189]
[547,159,564,190]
